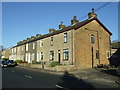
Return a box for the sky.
[2,2,118,48]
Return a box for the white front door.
[28,53,31,63]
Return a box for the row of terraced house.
[2,9,112,69]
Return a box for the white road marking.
[25,75,32,78]
[56,85,69,90]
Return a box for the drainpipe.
[72,29,75,65]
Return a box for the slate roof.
[15,17,112,47]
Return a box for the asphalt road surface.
[2,67,120,89]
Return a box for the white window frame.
[40,52,43,60]
[22,46,24,51]
[33,42,35,49]
[64,33,68,43]
[106,50,110,58]
[63,49,69,60]
[40,40,43,47]
[91,34,95,44]
[26,43,28,51]
[32,53,35,60]
[50,37,53,46]
[50,51,54,60]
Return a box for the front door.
[91,47,94,68]
[58,50,61,63]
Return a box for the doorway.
[91,47,94,68]
[58,50,61,63]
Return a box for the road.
[2,67,120,89]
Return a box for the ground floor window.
[63,49,69,60]
[40,52,43,60]
[96,50,99,59]
[50,51,54,60]
[106,51,110,58]
[31,53,35,60]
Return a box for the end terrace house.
[4,9,112,69]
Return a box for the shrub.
[32,60,37,64]
[51,61,60,67]
[14,60,23,63]
[2,58,9,60]
[36,62,41,64]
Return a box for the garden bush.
[51,61,60,67]
[14,60,23,63]
[2,58,9,60]
[32,60,37,64]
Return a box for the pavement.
[17,65,120,85]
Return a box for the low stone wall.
[18,63,76,72]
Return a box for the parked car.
[7,60,18,67]
[0,60,9,68]
[116,66,120,75]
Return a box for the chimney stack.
[27,38,30,40]
[31,36,36,40]
[23,40,27,43]
[49,28,56,33]
[36,34,42,37]
[59,21,66,29]
[88,8,97,19]
[71,16,79,25]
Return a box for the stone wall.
[19,63,76,71]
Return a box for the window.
[96,50,99,59]
[64,33,68,43]
[40,40,43,47]
[17,47,19,52]
[26,43,28,51]
[50,37,53,46]
[106,51,110,58]
[12,48,13,53]
[50,51,54,60]
[31,53,35,60]
[22,46,24,51]
[91,34,95,44]
[63,49,69,60]
[14,48,16,53]
[40,52,43,60]
[33,42,35,49]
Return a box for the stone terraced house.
[2,9,112,69]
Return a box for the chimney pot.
[36,34,42,37]
[49,28,55,33]
[31,36,36,39]
[59,21,66,29]
[71,16,79,25]
[88,8,97,19]
[73,16,77,20]
[92,8,94,13]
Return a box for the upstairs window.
[14,48,16,53]
[26,43,28,51]
[63,49,69,60]
[64,33,68,43]
[91,34,95,44]
[50,37,53,46]
[33,42,35,49]
[12,48,14,53]
[50,51,54,60]
[40,40,43,47]
[22,46,24,51]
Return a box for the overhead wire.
[78,2,113,21]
